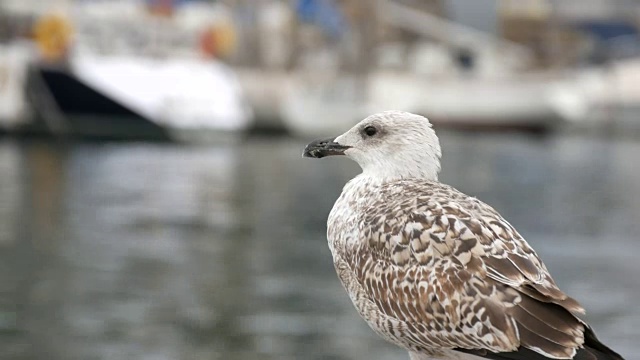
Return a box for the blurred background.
[0,0,639,359]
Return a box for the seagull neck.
[356,171,438,184]
[359,158,440,182]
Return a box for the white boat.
[3,0,253,141]
[279,0,591,137]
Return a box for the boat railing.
[377,0,533,69]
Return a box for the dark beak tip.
[302,137,349,159]
[302,145,318,158]
[302,149,325,159]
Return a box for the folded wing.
[345,182,623,360]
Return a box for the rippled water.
[0,132,638,360]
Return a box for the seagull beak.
[303,137,351,158]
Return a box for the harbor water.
[0,131,638,360]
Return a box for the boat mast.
[349,0,378,100]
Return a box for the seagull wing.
[342,181,623,360]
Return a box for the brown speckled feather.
[327,178,623,359]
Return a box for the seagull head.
[303,111,442,181]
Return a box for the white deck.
[70,53,253,134]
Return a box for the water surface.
[0,132,638,360]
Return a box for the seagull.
[303,111,624,360]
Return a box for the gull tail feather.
[456,327,624,360]
[573,326,624,360]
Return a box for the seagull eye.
[363,126,377,137]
